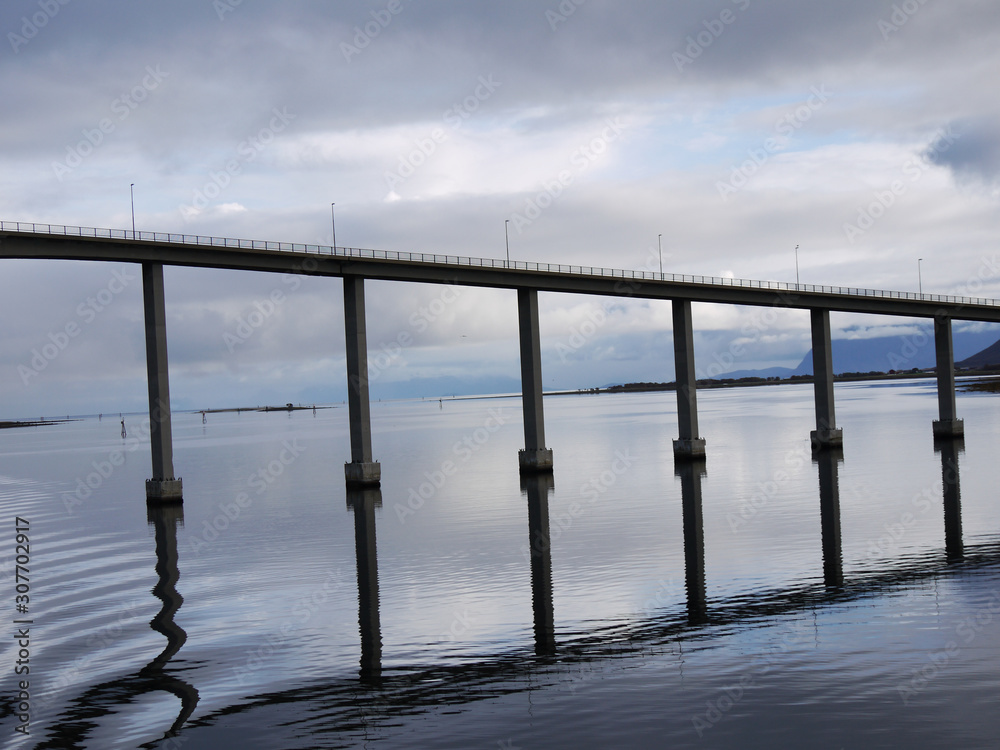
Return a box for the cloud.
[925,117,1000,190]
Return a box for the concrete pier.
[517,288,553,472]
[672,300,706,459]
[142,262,182,502]
[810,309,843,450]
[343,276,381,486]
[933,316,965,438]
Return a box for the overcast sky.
[2,0,999,417]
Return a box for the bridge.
[3,220,998,501]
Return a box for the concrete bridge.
[3,220,998,501]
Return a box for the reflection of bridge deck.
[1,221,994,496]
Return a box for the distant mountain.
[714,366,798,380]
[957,338,1000,369]
[710,330,1000,379]
[794,331,1000,376]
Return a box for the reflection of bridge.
[33,504,198,749]
[40,439,975,744]
[21,353,970,744]
[3,221,996,499]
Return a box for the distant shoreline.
[5,372,999,426]
[0,419,75,430]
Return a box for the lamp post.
[130,183,136,239]
[331,203,337,251]
[795,244,800,286]
[505,219,510,267]
[658,234,663,277]
[918,258,923,295]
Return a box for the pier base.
[345,461,382,487]
[932,419,965,439]
[518,448,554,472]
[673,438,707,460]
[811,428,844,451]
[146,478,183,502]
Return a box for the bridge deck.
[3,221,999,322]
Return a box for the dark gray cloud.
[926,117,1000,187]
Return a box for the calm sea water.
[2,379,1000,749]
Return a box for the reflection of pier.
[347,487,383,681]
[816,448,844,588]
[35,503,198,748]
[937,437,964,562]
[523,473,556,654]
[675,460,707,623]
[338,440,969,681]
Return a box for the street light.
[918,258,923,295]
[331,203,337,251]
[130,183,136,239]
[795,244,800,286]
[505,219,510,267]
[658,234,663,277]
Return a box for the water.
[2,379,1000,749]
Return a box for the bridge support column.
[344,276,381,486]
[142,262,182,502]
[933,316,964,438]
[810,309,843,450]
[672,300,706,459]
[517,288,553,472]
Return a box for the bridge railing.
[3,220,998,308]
